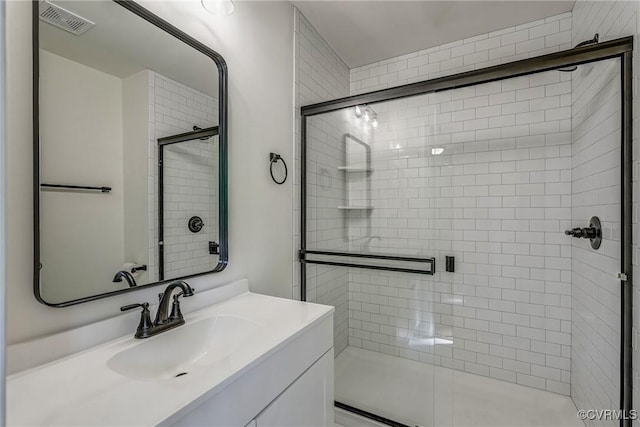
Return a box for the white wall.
[39,50,125,303]
[122,70,151,285]
[6,0,294,346]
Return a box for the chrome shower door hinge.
[617,272,628,281]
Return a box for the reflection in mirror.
[37,0,225,305]
[158,128,219,281]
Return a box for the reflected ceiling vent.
[39,1,95,36]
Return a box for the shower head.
[558,66,578,73]
[193,126,212,142]
[556,34,599,73]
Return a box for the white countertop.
[7,288,333,426]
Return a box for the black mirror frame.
[32,0,229,307]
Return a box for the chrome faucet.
[121,280,195,339]
[113,270,137,288]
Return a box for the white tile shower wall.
[305,114,351,355]
[570,1,640,423]
[350,13,572,95]
[330,11,578,394]
[147,72,219,281]
[570,56,621,427]
[294,9,351,355]
[343,70,574,394]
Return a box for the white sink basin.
[107,315,261,381]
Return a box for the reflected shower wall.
[148,71,219,282]
[162,136,219,279]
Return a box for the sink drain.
[175,372,188,378]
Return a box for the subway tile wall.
[147,72,219,282]
[294,10,351,355]
[338,12,577,394]
[570,55,621,427]
[570,1,640,423]
[350,13,572,95]
[314,70,575,395]
[305,110,350,354]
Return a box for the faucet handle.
[121,302,149,312]
[120,302,154,339]
[169,293,186,322]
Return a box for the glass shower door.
[302,49,630,427]
[304,98,452,427]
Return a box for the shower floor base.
[335,346,583,427]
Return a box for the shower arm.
[575,34,599,48]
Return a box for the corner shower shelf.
[338,205,374,210]
[337,166,373,172]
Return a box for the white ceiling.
[40,1,218,98]
[291,1,575,68]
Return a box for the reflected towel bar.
[41,184,112,193]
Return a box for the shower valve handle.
[564,216,602,250]
[565,227,597,239]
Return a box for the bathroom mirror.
[33,0,228,306]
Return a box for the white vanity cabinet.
[168,314,334,427]
[253,349,334,427]
[7,280,335,427]
[164,293,335,427]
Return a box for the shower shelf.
[338,205,373,210]
[337,166,373,172]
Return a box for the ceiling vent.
[39,1,95,36]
